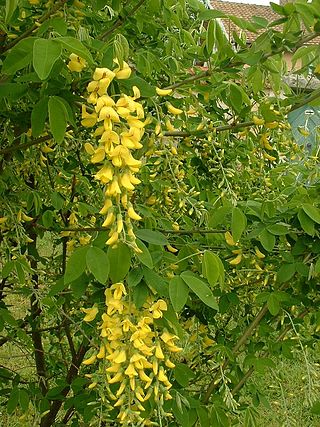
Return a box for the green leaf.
[135,239,153,268]
[64,246,89,285]
[2,37,36,75]
[2,261,15,278]
[31,97,48,138]
[231,207,247,242]
[86,246,110,284]
[5,0,18,24]
[135,229,168,245]
[277,263,295,283]
[198,9,225,20]
[202,251,221,287]
[206,20,215,54]
[169,276,189,312]
[0,308,17,326]
[143,267,169,297]
[48,96,68,143]
[298,208,315,236]
[120,75,156,97]
[229,83,243,113]
[0,83,28,100]
[18,389,29,413]
[267,293,280,315]
[311,401,320,415]
[42,210,53,228]
[302,203,320,224]
[259,229,275,252]
[314,257,320,276]
[33,38,62,80]
[174,363,195,387]
[107,243,131,282]
[132,281,149,309]
[127,267,143,287]
[7,387,19,415]
[267,223,289,235]
[54,37,93,64]
[180,271,218,310]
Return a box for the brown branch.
[231,309,309,396]
[0,134,52,156]
[289,87,320,113]
[2,0,68,53]
[202,303,269,404]
[40,339,89,427]
[29,234,48,396]
[99,0,147,41]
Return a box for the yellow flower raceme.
[82,65,148,250]
[82,282,181,423]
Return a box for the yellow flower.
[67,53,86,72]
[167,102,183,115]
[81,106,98,127]
[94,165,114,184]
[99,198,113,214]
[114,349,127,364]
[97,344,106,359]
[155,343,165,359]
[127,206,142,221]
[114,394,126,407]
[125,363,138,377]
[88,382,97,389]
[158,367,169,383]
[98,106,120,122]
[95,95,115,112]
[111,282,127,299]
[114,58,132,79]
[165,359,175,369]
[93,67,115,81]
[106,231,119,246]
[83,354,97,365]
[229,254,242,265]
[156,87,172,96]
[108,372,124,384]
[225,231,236,246]
[81,305,98,322]
[150,299,167,318]
[116,381,127,397]
[139,370,152,383]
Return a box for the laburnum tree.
[0,0,320,425]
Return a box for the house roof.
[210,0,320,44]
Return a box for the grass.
[237,346,320,427]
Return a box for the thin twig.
[2,0,68,52]
[98,0,147,40]
[231,309,309,395]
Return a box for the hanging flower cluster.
[82,282,182,425]
[82,60,150,250]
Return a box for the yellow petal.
[156,87,172,96]
[127,206,142,221]
[81,305,98,322]
[106,231,119,246]
[167,102,183,115]
[83,354,97,365]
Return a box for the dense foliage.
[0,0,320,425]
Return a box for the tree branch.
[29,234,48,396]
[40,339,89,427]
[98,0,147,41]
[0,134,52,157]
[231,309,309,395]
[203,303,269,403]
[2,0,68,53]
